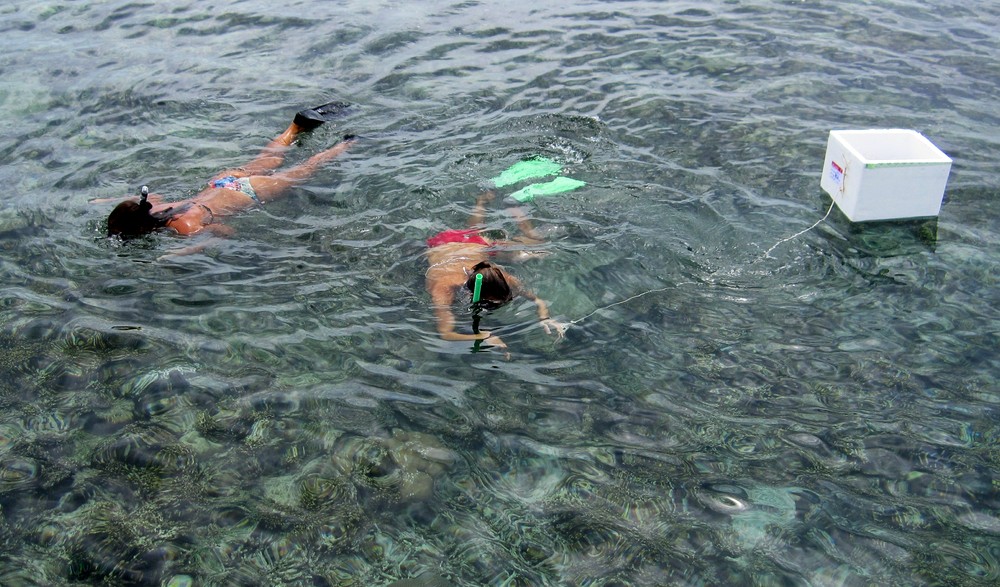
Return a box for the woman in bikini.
[104,101,354,239]
[425,190,568,352]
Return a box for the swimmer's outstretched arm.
[508,276,567,338]
[467,190,496,228]
[428,283,508,355]
[156,225,234,260]
[430,286,494,341]
[506,205,544,244]
[468,191,544,246]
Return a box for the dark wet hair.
[107,188,171,239]
[465,261,513,310]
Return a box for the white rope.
[568,201,836,326]
[762,199,835,258]
[569,285,681,325]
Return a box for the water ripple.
[0,0,998,584]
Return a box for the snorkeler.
[103,101,355,239]
[425,190,568,352]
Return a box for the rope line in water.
[762,198,836,258]
[569,285,690,325]
[568,200,836,326]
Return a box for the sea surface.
[1,1,998,585]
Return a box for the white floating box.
[820,129,952,222]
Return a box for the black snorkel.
[107,184,168,239]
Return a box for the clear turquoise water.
[1,1,998,585]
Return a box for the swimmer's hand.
[481,334,510,360]
[540,318,568,339]
[468,331,510,359]
[483,334,506,349]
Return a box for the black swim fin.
[294,101,351,130]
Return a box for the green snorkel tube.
[471,272,483,306]
[471,273,484,351]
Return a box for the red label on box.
[829,160,844,188]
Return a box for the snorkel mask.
[107,185,168,239]
[467,263,516,342]
[466,262,513,309]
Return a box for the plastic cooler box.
[820,129,952,222]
